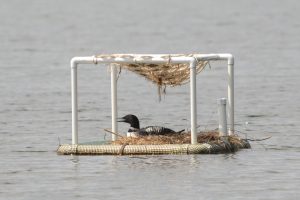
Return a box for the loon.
[118,114,183,137]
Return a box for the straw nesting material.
[111,131,246,146]
[96,54,208,87]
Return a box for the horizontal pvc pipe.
[70,54,234,66]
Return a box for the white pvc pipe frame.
[70,54,234,145]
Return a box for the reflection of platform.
[57,140,251,155]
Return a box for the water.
[1,0,300,199]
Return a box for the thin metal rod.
[71,62,78,145]
[190,59,197,144]
[227,58,234,135]
[111,65,118,141]
[218,98,228,136]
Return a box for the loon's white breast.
[127,127,139,137]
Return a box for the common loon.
[118,114,183,137]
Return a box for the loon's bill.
[118,114,184,137]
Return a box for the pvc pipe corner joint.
[227,54,234,65]
[70,57,78,69]
[188,57,197,68]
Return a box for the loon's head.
[117,114,140,129]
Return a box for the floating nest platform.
[57,131,251,155]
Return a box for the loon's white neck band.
[127,127,139,138]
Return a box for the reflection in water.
[70,155,80,164]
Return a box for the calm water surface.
[1,0,299,199]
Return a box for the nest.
[111,131,247,147]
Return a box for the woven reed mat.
[57,140,250,155]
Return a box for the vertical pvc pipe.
[190,59,197,144]
[71,62,78,145]
[218,98,228,136]
[111,65,118,141]
[227,57,234,135]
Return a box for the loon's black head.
[118,114,140,129]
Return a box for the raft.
[57,133,251,155]
[57,142,250,155]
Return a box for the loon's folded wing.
[139,126,176,136]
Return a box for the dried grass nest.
[111,131,249,148]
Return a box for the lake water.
[1,0,299,199]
